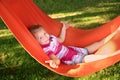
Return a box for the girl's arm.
[45,54,60,68]
[57,23,69,43]
[50,54,60,65]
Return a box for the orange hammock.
[0,0,120,77]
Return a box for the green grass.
[0,0,120,80]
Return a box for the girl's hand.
[63,23,70,29]
[45,59,60,68]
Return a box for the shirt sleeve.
[47,51,54,56]
[50,34,57,40]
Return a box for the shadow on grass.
[56,10,119,28]
[0,61,74,80]
[0,19,7,29]
[34,0,103,14]
[0,51,73,80]
[34,0,120,15]
[34,0,120,29]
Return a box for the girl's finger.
[45,60,52,63]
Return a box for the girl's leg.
[104,26,120,44]
[85,26,120,54]
[83,29,120,63]
[82,50,120,63]
[95,28,120,55]
[85,39,104,54]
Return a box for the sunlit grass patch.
[49,11,109,29]
[74,16,106,28]
[0,29,12,38]
[0,29,25,69]
[49,11,83,19]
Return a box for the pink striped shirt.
[42,35,69,60]
[42,35,88,64]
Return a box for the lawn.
[0,0,120,80]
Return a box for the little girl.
[29,23,120,68]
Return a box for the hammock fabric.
[0,0,120,77]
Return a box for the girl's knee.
[82,55,93,63]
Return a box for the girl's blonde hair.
[28,25,43,33]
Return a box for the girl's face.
[34,28,50,45]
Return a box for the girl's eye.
[44,33,46,35]
[39,37,42,39]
